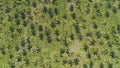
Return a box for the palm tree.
[70,33,74,40]
[93,49,98,56]
[112,7,117,14]
[110,51,115,58]
[69,5,74,11]
[91,15,96,20]
[56,19,60,25]
[45,0,50,4]
[90,39,95,45]
[32,2,37,8]
[22,49,27,56]
[105,11,110,18]
[27,44,32,51]
[86,8,90,14]
[15,46,20,51]
[87,52,91,59]
[83,64,87,68]
[117,24,120,33]
[89,0,92,2]
[43,6,48,13]
[94,3,98,9]
[63,35,69,46]
[67,0,71,2]
[86,32,92,37]
[63,14,67,19]
[20,40,25,47]
[23,21,27,27]
[75,0,80,6]
[78,33,83,40]
[39,25,43,31]
[45,28,50,36]
[17,28,21,33]
[54,7,59,15]
[9,62,15,68]
[97,10,102,16]
[100,63,104,68]
[24,58,29,65]
[83,44,89,51]
[60,49,65,57]
[55,29,59,36]
[50,21,56,28]
[95,31,101,38]
[93,22,98,29]
[52,0,57,4]
[45,29,52,43]
[89,61,94,68]
[9,26,14,32]
[1,47,6,55]
[104,34,110,40]
[74,23,80,34]
[106,2,111,8]
[118,2,120,10]
[74,58,79,65]
[21,13,26,20]
[9,54,14,59]
[71,12,76,19]
[14,13,19,19]
[27,37,31,44]
[27,9,31,15]
[68,59,73,67]
[39,33,44,40]
[5,6,11,13]
[31,24,36,36]
[16,56,22,62]
[108,63,113,68]
[16,19,20,25]
[48,8,54,18]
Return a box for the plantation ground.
[0,0,120,68]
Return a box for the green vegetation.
[0,0,120,68]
